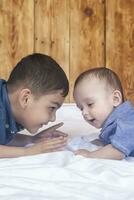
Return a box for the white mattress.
[0,104,134,200]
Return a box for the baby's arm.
[75,144,125,160]
[91,139,104,146]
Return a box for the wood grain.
[34,0,70,101]
[0,0,34,80]
[106,0,134,104]
[69,0,105,102]
[0,0,134,103]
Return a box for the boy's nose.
[50,114,56,122]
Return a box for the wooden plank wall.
[0,0,34,79]
[69,0,104,101]
[106,0,134,103]
[34,0,70,101]
[0,0,134,103]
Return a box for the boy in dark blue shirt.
[0,53,69,158]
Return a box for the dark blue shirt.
[99,101,134,157]
[0,79,23,144]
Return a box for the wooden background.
[0,0,134,103]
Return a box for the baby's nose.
[82,107,89,117]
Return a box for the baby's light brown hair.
[74,67,124,102]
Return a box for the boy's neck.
[8,90,22,123]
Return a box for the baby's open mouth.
[88,119,95,123]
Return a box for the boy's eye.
[48,107,57,111]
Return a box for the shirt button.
[5,124,9,129]
[11,131,15,134]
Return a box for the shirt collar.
[102,101,133,131]
[0,79,23,134]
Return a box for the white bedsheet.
[0,152,134,200]
[0,104,134,200]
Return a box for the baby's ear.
[18,88,32,109]
[112,90,122,107]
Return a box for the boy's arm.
[75,144,125,160]
[8,123,67,147]
[0,145,27,158]
[7,134,33,147]
[0,136,68,158]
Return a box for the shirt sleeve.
[110,119,134,156]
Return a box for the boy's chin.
[27,128,39,134]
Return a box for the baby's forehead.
[82,76,106,85]
[80,77,112,94]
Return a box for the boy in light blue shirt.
[73,67,134,160]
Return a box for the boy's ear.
[18,88,32,109]
[112,90,122,107]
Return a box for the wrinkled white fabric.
[0,151,134,200]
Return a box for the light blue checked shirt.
[99,101,134,157]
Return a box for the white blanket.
[0,104,134,200]
[0,152,134,200]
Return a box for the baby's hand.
[74,149,91,158]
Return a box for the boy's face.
[74,78,115,129]
[20,90,64,133]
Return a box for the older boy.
[0,53,69,158]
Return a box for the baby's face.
[74,78,115,128]
[21,90,64,133]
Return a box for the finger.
[45,122,64,132]
[47,146,65,153]
[35,135,67,144]
[74,150,82,155]
[41,140,67,152]
[41,137,68,145]
[52,131,68,137]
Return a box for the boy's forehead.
[40,91,65,105]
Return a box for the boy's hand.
[27,136,68,155]
[33,122,68,143]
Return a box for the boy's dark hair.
[7,53,69,97]
[74,67,124,102]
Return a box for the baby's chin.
[94,122,103,129]
[95,125,102,129]
[86,120,102,129]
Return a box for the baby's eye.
[87,103,93,107]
